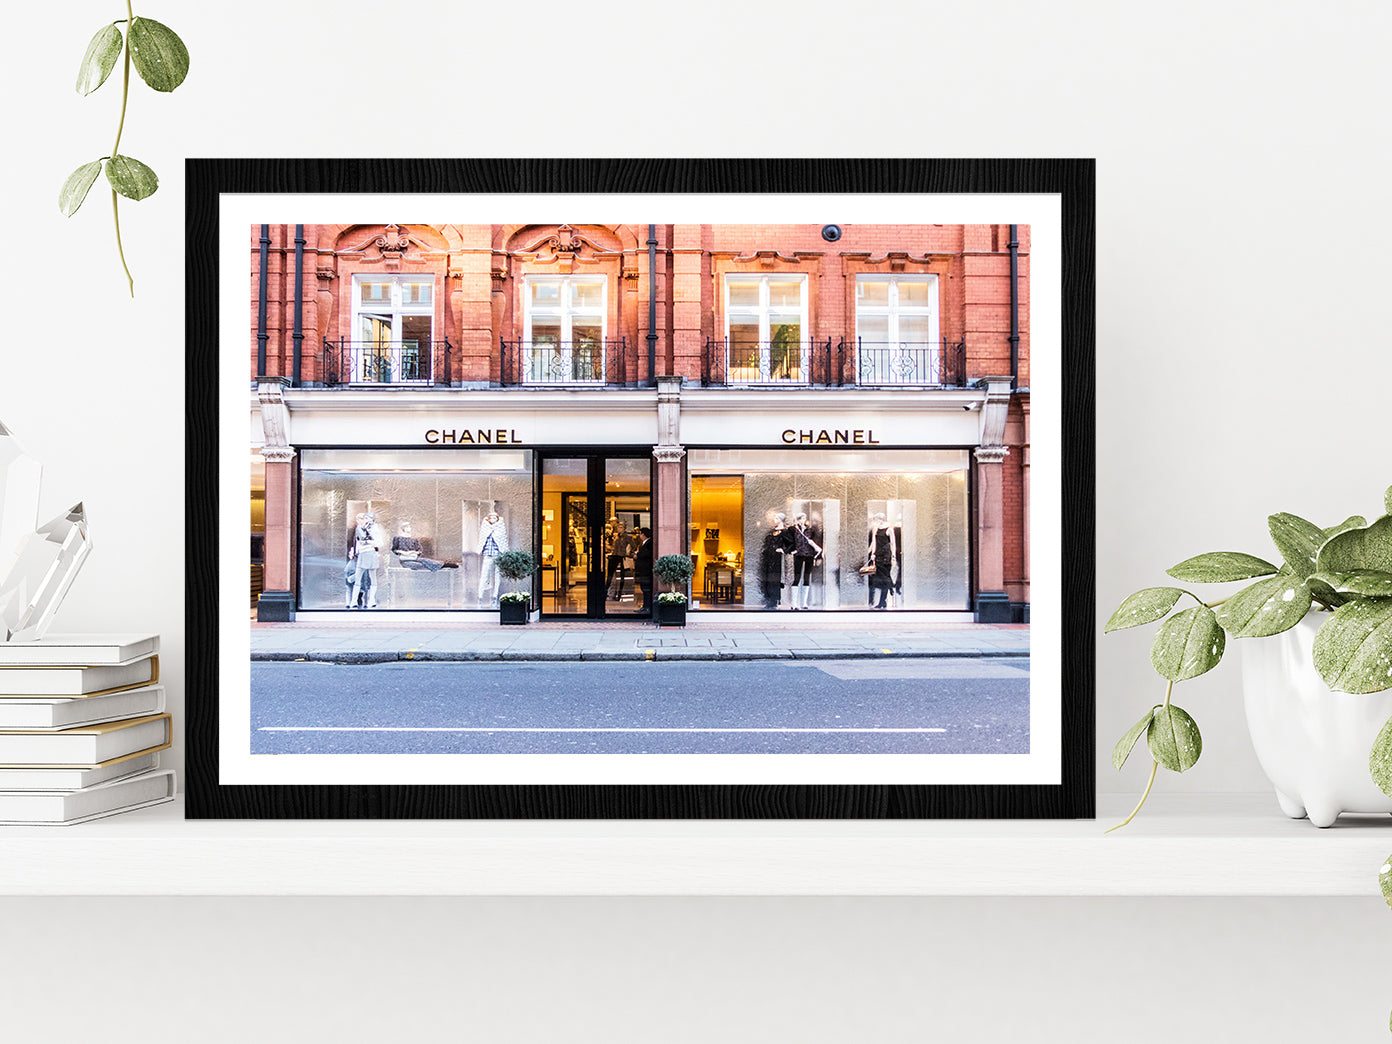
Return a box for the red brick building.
[250,223,1030,622]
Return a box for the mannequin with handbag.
[865,512,898,610]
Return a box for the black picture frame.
[186,158,1094,819]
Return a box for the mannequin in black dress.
[866,512,898,609]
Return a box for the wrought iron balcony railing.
[702,338,828,386]
[321,337,452,386]
[842,338,967,387]
[499,338,629,386]
[702,336,967,387]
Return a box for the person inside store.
[633,526,654,611]
[605,517,634,600]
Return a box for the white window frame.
[723,273,809,384]
[350,274,435,385]
[855,274,941,385]
[522,274,608,383]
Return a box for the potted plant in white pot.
[653,554,695,626]
[1106,485,1392,1013]
[1106,483,1392,828]
[494,550,536,625]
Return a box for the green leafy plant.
[653,554,695,603]
[1108,486,1392,1031]
[494,550,536,600]
[60,5,189,296]
[1106,484,1392,829]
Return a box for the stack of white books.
[0,634,174,825]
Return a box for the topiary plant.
[653,554,695,602]
[494,550,536,602]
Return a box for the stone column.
[973,376,1014,623]
[652,375,686,566]
[1020,397,1031,621]
[257,379,297,622]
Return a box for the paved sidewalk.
[250,615,1030,663]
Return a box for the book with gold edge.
[0,749,162,790]
[0,654,158,696]
[0,714,172,766]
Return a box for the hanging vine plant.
[58,5,189,296]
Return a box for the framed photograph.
[187,158,1094,819]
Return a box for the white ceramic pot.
[1241,612,1392,827]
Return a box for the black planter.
[499,599,530,625]
[655,600,687,627]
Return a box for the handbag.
[858,563,876,575]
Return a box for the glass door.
[539,458,589,616]
[601,458,651,615]
[539,455,652,618]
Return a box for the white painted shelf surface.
[1,794,1388,896]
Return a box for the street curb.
[405,650,505,661]
[308,650,397,664]
[251,647,1030,664]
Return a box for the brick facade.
[251,223,1031,621]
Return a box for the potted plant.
[652,554,696,626]
[494,550,536,624]
[1105,485,1392,956]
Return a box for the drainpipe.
[647,225,658,387]
[292,224,305,387]
[1008,224,1019,391]
[257,224,269,377]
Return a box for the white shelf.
[1,794,1388,896]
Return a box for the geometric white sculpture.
[0,422,96,642]
[0,502,92,642]
[0,421,42,572]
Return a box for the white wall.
[2,2,1388,1040]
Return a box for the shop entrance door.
[539,454,652,619]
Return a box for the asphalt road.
[250,658,1030,755]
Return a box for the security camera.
[821,225,842,242]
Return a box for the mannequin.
[478,508,508,604]
[865,512,899,610]
[347,512,385,608]
[788,512,822,610]
[760,512,791,609]
[392,521,445,571]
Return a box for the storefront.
[687,448,970,611]
[298,447,536,611]
[679,390,979,613]
[259,383,1002,619]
